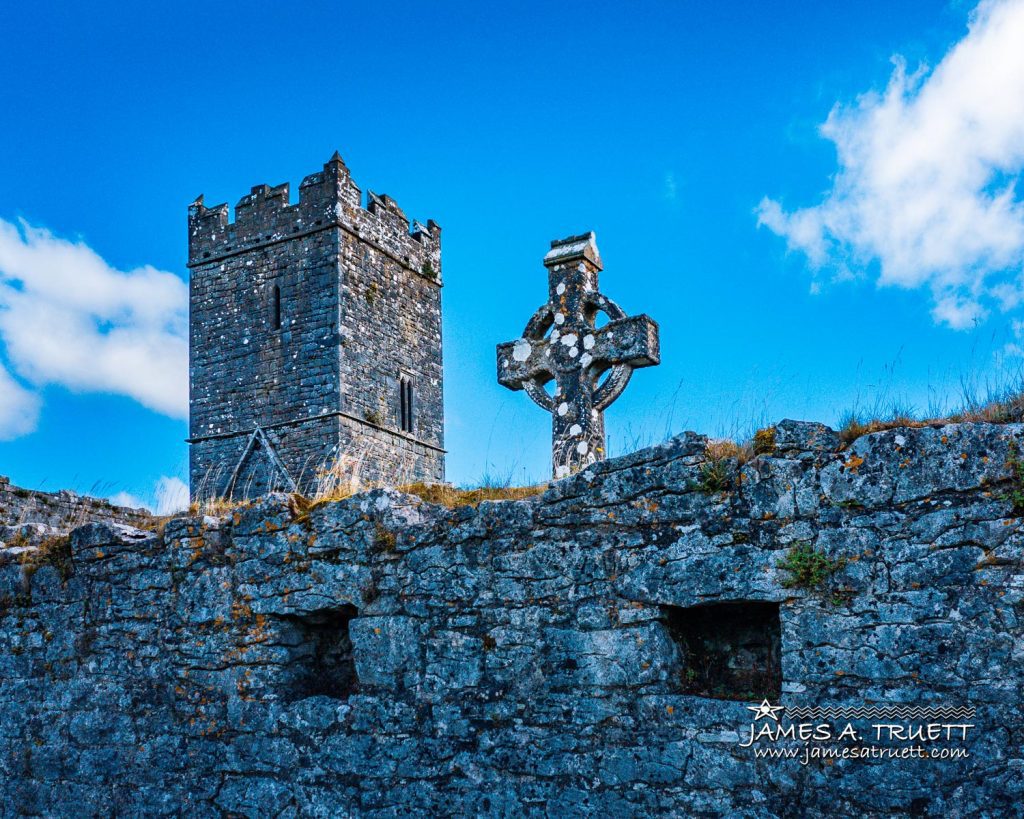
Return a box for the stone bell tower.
[187,153,445,500]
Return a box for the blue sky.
[2,0,1024,509]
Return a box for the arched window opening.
[272,284,282,330]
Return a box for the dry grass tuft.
[299,454,367,512]
[396,482,547,508]
[135,515,174,537]
[373,522,397,551]
[287,493,315,523]
[189,497,250,517]
[945,392,1024,425]
[705,439,755,466]
[835,397,1024,446]
[696,440,747,493]
[837,414,927,445]
[285,481,546,525]
[193,443,549,524]
[752,426,776,455]
[289,485,358,521]
[2,530,32,553]
[19,534,73,582]
[836,385,1024,446]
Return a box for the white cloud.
[758,0,1024,329]
[0,362,41,439]
[108,490,147,511]
[0,218,187,421]
[153,476,189,515]
[109,475,189,515]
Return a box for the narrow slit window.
[272,284,282,330]
[399,377,415,433]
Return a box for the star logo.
[747,699,785,721]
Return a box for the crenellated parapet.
[188,152,442,282]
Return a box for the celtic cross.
[497,232,660,478]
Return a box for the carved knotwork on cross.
[497,232,660,478]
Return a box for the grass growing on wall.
[777,542,845,589]
[397,482,545,508]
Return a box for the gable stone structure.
[187,153,444,500]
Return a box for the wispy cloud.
[110,475,189,515]
[758,0,1024,329]
[664,171,678,202]
[0,218,188,435]
[0,361,41,439]
[154,475,189,514]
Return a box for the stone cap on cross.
[543,231,602,268]
[497,231,660,478]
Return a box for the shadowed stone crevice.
[663,601,782,701]
[275,605,359,701]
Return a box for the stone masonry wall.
[0,476,151,532]
[336,226,444,461]
[188,154,444,500]
[1,421,1022,816]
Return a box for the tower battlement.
[188,153,442,282]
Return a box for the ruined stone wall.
[1,421,1021,817]
[0,476,151,532]
[188,155,444,500]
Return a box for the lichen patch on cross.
[497,232,660,479]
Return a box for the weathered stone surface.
[772,419,840,454]
[1,421,1022,816]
